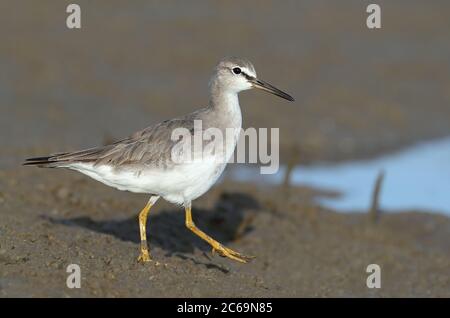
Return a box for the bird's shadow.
[43,192,260,264]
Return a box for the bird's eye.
[232,67,241,75]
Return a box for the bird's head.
[210,57,294,102]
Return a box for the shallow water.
[228,137,450,216]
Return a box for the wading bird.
[24,57,294,263]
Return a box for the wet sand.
[1,1,450,297]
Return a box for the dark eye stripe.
[230,67,255,80]
[241,72,254,80]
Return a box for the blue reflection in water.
[228,137,450,215]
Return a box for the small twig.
[369,170,385,223]
[282,145,301,189]
[282,160,295,188]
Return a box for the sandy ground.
[1,1,450,297]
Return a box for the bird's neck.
[208,86,242,161]
[209,86,241,116]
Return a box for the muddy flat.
[1,169,450,297]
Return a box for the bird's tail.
[23,140,122,168]
[23,144,112,168]
[22,153,69,168]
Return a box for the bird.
[24,57,294,263]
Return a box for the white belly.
[66,156,228,205]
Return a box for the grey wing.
[96,118,197,168]
[24,118,196,169]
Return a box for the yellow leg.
[137,196,159,263]
[185,204,253,263]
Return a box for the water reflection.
[228,137,450,215]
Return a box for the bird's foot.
[137,248,151,263]
[212,244,255,263]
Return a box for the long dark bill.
[250,78,295,102]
